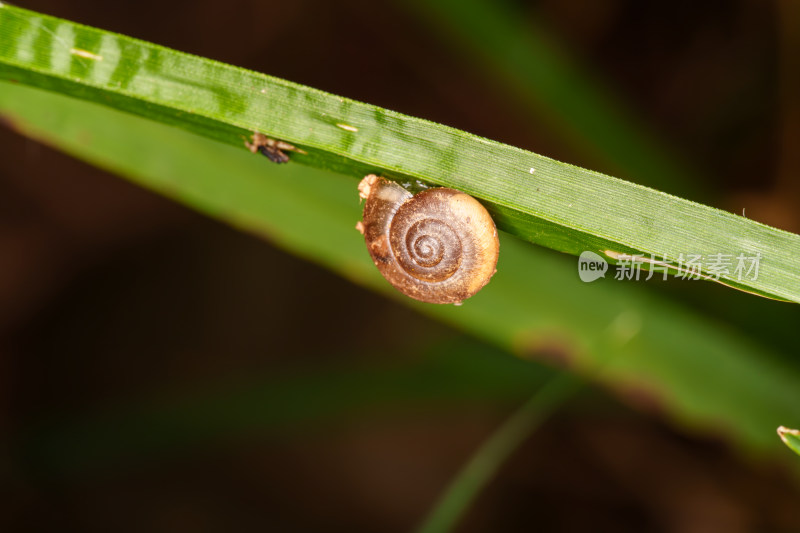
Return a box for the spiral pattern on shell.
[357,175,499,304]
[394,216,462,282]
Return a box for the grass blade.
[415,373,580,533]
[1,5,798,301]
[778,427,800,457]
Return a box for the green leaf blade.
[779,427,800,457]
[1,5,798,301]
[3,80,800,453]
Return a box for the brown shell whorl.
[357,175,499,305]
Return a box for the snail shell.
[356,174,499,304]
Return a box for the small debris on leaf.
[245,132,306,164]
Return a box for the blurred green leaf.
[19,338,556,475]
[779,427,800,457]
[416,372,581,533]
[3,80,800,457]
[403,0,703,196]
[1,5,798,301]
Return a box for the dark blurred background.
[2,0,800,531]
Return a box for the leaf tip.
[778,425,799,443]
